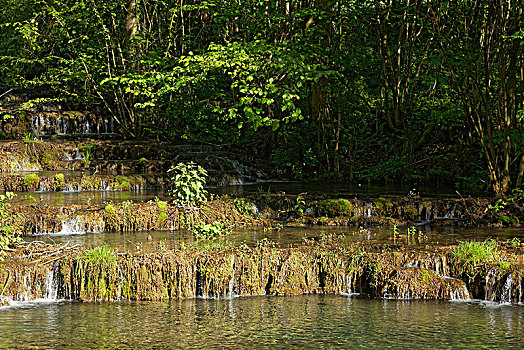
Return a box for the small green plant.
[0,192,21,259]
[485,199,507,213]
[22,133,38,143]
[406,226,417,245]
[392,225,399,242]
[54,173,65,190]
[510,237,522,249]
[191,222,231,240]
[168,162,208,206]
[23,173,40,187]
[294,195,306,215]
[234,198,252,215]
[83,246,117,265]
[80,144,96,164]
[105,204,116,215]
[139,157,147,165]
[453,239,499,267]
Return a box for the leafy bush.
[54,173,65,190]
[168,162,208,206]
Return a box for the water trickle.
[443,203,457,219]
[500,273,513,304]
[485,268,498,301]
[44,268,58,300]
[444,276,470,301]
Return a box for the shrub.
[168,162,208,206]
[54,173,65,190]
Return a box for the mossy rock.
[374,197,393,216]
[316,199,352,218]
[403,205,419,221]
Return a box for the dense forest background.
[0,0,522,194]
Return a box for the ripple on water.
[0,296,523,349]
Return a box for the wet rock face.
[256,194,517,227]
[0,95,117,138]
[1,238,522,304]
[13,198,268,236]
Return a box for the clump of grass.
[453,239,499,267]
[83,246,118,265]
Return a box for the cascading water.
[485,268,498,301]
[500,273,513,304]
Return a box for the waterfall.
[44,268,58,300]
[484,268,498,301]
[500,273,513,304]
[446,276,471,301]
[52,217,103,235]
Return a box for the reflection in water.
[0,296,522,349]
[209,181,459,198]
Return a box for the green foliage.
[497,215,519,225]
[316,199,352,218]
[0,0,522,192]
[80,144,96,164]
[168,162,208,206]
[191,222,231,240]
[23,173,40,187]
[485,199,507,213]
[54,173,64,190]
[453,240,499,267]
[104,204,115,216]
[21,133,38,143]
[234,198,251,215]
[294,196,306,215]
[83,246,118,265]
[0,192,21,258]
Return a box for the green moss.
[374,197,393,216]
[403,205,419,220]
[316,199,352,217]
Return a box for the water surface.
[0,295,522,349]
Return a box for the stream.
[1,295,523,349]
[2,184,524,348]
